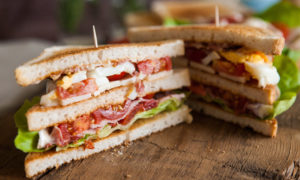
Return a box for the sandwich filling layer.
[41,57,173,107]
[37,91,186,151]
[185,44,280,88]
[190,82,275,120]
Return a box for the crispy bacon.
[57,78,98,99]
[47,95,169,148]
[212,60,251,78]
[51,124,71,147]
[119,104,144,125]
[92,100,133,123]
[192,82,251,115]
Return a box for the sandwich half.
[14,40,193,178]
[128,25,293,137]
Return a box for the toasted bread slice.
[188,100,277,137]
[15,40,184,86]
[189,68,279,105]
[128,25,284,55]
[152,1,250,21]
[26,69,190,131]
[25,105,192,178]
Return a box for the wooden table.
[1,41,300,180]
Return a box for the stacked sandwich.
[128,25,292,137]
[14,40,192,178]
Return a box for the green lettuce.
[15,97,183,153]
[282,48,300,63]
[14,97,43,153]
[256,1,300,28]
[270,55,300,118]
[163,17,190,27]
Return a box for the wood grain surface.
[0,95,300,180]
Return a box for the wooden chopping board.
[1,40,300,180]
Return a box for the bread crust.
[188,100,277,137]
[24,105,192,178]
[26,69,191,131]
[128,25,285,55]
[15,40,184,86]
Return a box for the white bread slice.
[188,100,277,137]
[128,25,285,55]
[189,68,279,105]
[15,40,184,86]
[25,105,192,178]
[26,69,190,131]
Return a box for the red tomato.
[143,93,155,99]
[190,84,206,96]
[137,60,156,75]
[107,71,127,81]
[72,114,90,134]
[84,139,94,149]
[57,78,98,99]
[272,22,290,39]
[159,56,172,70]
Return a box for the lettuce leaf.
[163,17,190,27]
[14,97,44,153]
[282,48,300,63]
[256,1,300,28]
[271,55,300,118]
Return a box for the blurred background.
[1,0,300,113]
[1,0,298,44]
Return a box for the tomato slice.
[190,84,206,96]
[159,56,172,70]
[143,93,155,99]
[72,114,91,134]
[137,60,156,75]
[107,71,127,81]
[57,78,98,99]
[272,22,290,39]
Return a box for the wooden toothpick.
[215,6,219,27]
[93,25,98,48]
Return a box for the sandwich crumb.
[125,174,132,178]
